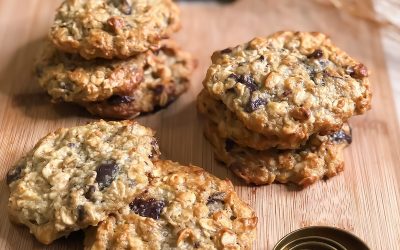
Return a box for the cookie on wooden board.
[7,120,160,244]
[50,0,180,59]
[84,160,258,250]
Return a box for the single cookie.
[50,0,180,59]
[198,89,300,150]
[7,120,160,244]
[84,160,258,249]
[83,40,195,119]
[203,31,371,147]
[36,40,194,114]
[204,121,351,186]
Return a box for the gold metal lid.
[273,226,369,250]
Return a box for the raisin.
[207,192,225,205]
[118,0,132,15]
[6,166,23,185]
[330,130,352,144]
[225,139,235,152]
[129,198,165,220]
[347,64,368,79]
[308,49,323,59]
[107,17,125,31]
[245,97,268,113]
[282,90,292,97]
[85,185,96,200]
[107,95,133,105]
[220,48,232,54]
[77,205,85,221]
[229,74,258,92]
[290,107,311,121]
[95,162,119,190]
[152,85,164,95]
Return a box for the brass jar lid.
[273,226,369,250]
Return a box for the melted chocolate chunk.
[245,97,268,113]
[85,185,96,200]
[229,74,258,92]
[330,130,352,144]
[207,192,225,205]
[77,205,85,221]
[6,166,23,185]
[130,198,165,220]
[220,48,232,54]
[225,139,235,152]
[95,162,119,190]
[152,85,164,95]
[308,49,323,59]
[107,95,134,105]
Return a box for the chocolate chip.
[95,162,119,190]
[308,49,323,59]
[225,139,235,152]
[107,95,133,105]
[129,198,165,220]
[85,185,96,200]
[229,74,258,92]
[118,0,132,15]
[152,85,164,95]
[6,166,23,185]
[207,192,225,205]
[330,130,352,144]
[220,48,232,54]
[347,64,368,79]
[77,205,85,221]
[245,96,268,113]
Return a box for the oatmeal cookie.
[7,120,160,244]
[36,40,194,114]
[83,40,195,119]
[198,89,300,150]
[203,31,371,146]
[84,160,257,250]
[204,121,351,186]
[50,0,180,59]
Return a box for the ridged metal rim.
[273,226,370,250]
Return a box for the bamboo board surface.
[0,0,400,249]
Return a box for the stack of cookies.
[7,120,258,248]
[36,0,195,119]
[198,31,372,187]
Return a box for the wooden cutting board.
[1,0,399,249]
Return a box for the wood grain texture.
[0,0,399,249]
